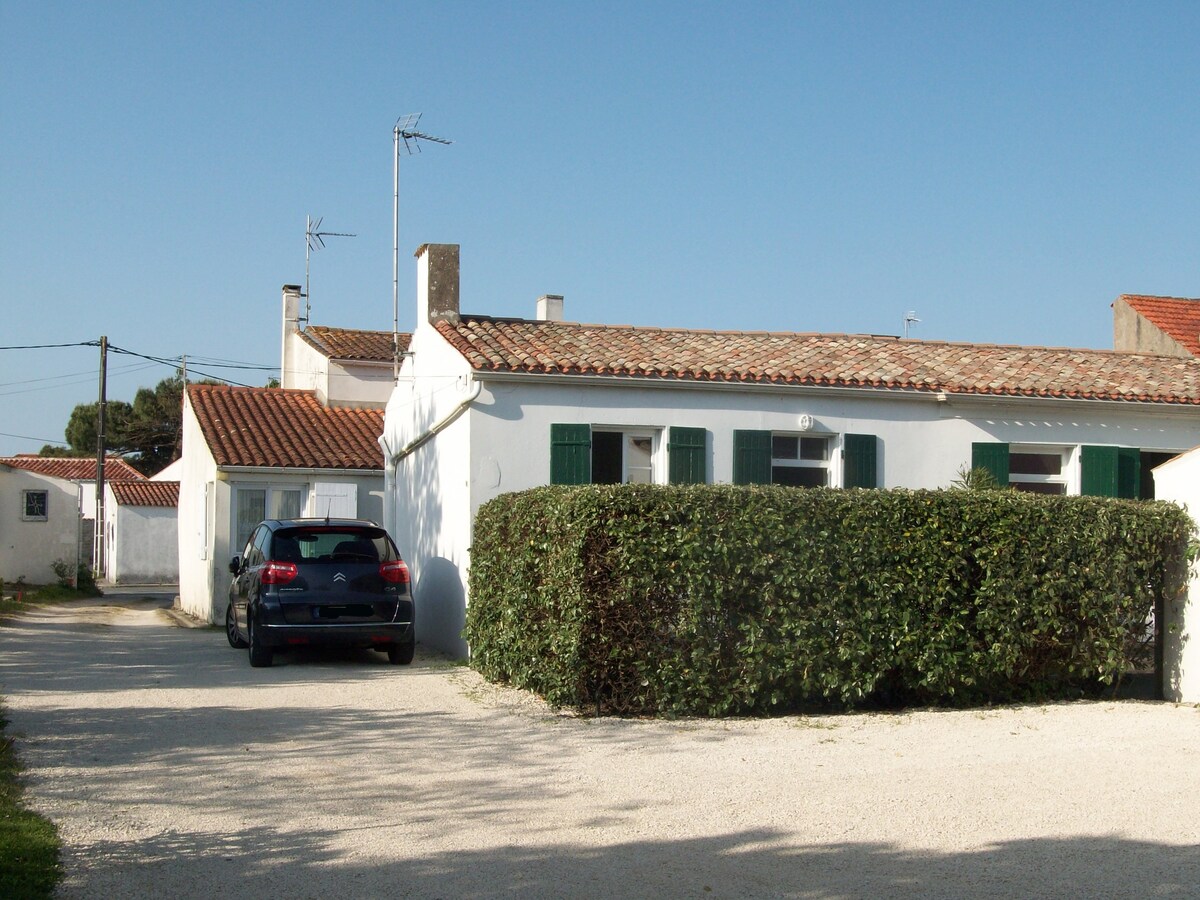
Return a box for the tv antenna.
[304,215,356,324]
[903,310,921,339]
[393,113,452,381]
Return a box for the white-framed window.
[22,490,48,521]
[770,434,832,487]
[1008,445,1072,495]
[233,485,304,553]
[591,428,660,484]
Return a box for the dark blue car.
[226,518,414,668]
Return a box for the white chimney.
[536,294,564,322]
[280,284,302,388]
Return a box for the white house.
[1,460,82,585]
[176,384,386,623]
[0,456,145,584]
[279,284,403,407]
[103,480,180,585]
[382,244,1200,657]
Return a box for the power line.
[0,341,99,351]
[0,430,67,445]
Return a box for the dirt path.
[1,597,1197,898]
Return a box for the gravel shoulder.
[1,596,1197,898]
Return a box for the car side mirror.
[229,557,241,575]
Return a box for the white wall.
[178,396,222,621]
[0,468,80,585]
[1151,450,1200,703]
[466,379,1200,508]
[105,490,179,584]
[152,459,184,481]
[326,360,393,407]
[383,321,476,656]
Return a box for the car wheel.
[226,604,247,648]
[247,615,273,668]
[387,641,415,665]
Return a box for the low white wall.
[1152,451,1200,703]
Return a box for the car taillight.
[380,560,410,584]
[261,561,298,585]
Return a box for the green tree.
[51,372,191,476]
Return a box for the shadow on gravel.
[0,614,426,694]
[57,826,1200,898]
[5,608,1197,899]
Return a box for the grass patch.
[0,706,61,899]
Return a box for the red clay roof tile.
[187,385,384,470]
[110,480,179,507]
[1119,295,1200,357]
[300,327,408,363]
[0,456,146,480]
[437,317,1200,405]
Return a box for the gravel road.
[0,593,1198,899]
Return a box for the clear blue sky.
[3,2,1199,458]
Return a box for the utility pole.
[93,336,107,578]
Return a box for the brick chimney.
[280,284,302,388]
[536,294,564,322]
[416,243,460,325]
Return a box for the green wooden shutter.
[843,434,878,488]
[1082,445,1141,498]
[972,442,1010,485]
[550,424,591,485]
[733,430,772,485]
[668,426,707,484]
[1081,445,1117,496]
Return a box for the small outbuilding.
[103,480,180,584]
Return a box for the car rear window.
[271,527,398,564]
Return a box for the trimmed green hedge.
[465,485,1190,716]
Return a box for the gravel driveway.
[0,593,1197,899]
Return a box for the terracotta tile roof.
[299,326,407,363]
[437,317,1200,405]
[1119,294,1200,356]
[110,480,179,507]
[0,456,147,481]
[187,385,384,470]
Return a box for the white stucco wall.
[1151,449,1200,704]
[466,379,1200,509]
[178,396,222,621]
[383,320,476,657]
[0,468,80,586]
[282,332,326,395]
[152,459,184,481]
[105,491,179,584]
[326,360,393,407]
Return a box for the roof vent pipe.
[536,294,564,322]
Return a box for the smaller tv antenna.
[903,310,921,339]
[304,215,356,324]
[393,113,452,381]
